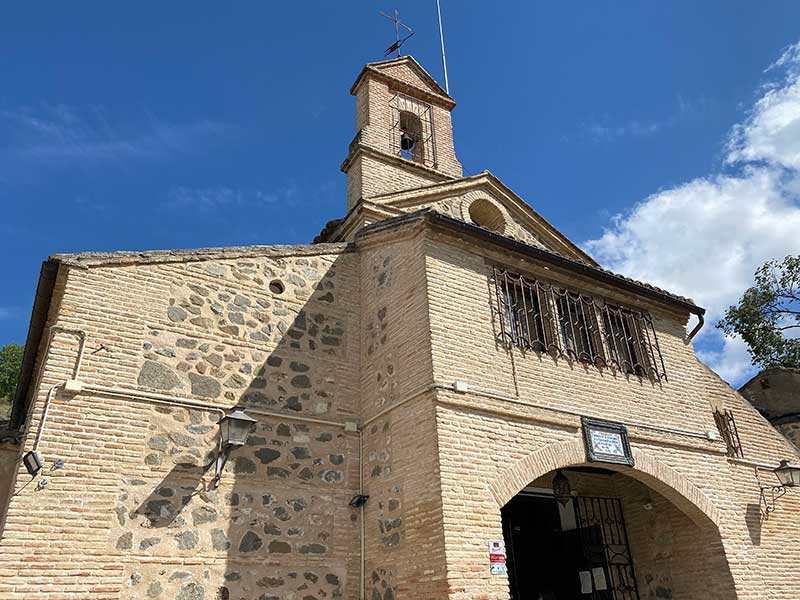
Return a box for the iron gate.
[574,496,640,600]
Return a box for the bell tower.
[341,56,462,210]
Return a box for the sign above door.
[582,417,634,467]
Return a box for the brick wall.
[0,247,365,599]
[2,216,799,599]
[358,234,448,599]
[422,230,800,599]
[358,154,443,205]
[346,62,462,209]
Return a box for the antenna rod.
[435,0,450,94]
[394,8,401,57]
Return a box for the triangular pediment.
[363,172,598,265]
[351,56,454,108]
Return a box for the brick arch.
[488,438,721,529]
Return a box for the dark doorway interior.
[502,494,582,599]
[502,493,639,600]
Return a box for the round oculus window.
[468,199,506,234]
[269,279,285,295]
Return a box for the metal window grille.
[389,93,436,168]
[574,496,641,600]
[492,267,667,381]
[713,409,744,458]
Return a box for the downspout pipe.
[26,326,87,452]
[687,312,705,341]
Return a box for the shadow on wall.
[745,502,763,546]
[130,462,213,531]
[114,253,360,599]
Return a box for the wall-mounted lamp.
[22,451,43,476]
[211,408,258,489]
[552,470,572,506]
[760,459,800,516]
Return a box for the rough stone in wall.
[140,340,339,414]
[190,257,339,303]
[422,195,548,250]
[364,419,403,549]
[135,256,348,416]
[374,482,403,549]
[776,422,800,450]
[371,254,393,290]
[159,283,344,357]
[370,568,397,600]
[110,406,351,562]
[365,304,397,410]
[122,564,345,600]
[142,406,219,469]
[111,482,340,557]
[366,420,391,481]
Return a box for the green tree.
[0,343,24,419]
[718,255,800,369]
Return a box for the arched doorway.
[500,465,737,600]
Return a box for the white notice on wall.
[488,539,506,554]
[591,567,608,591]
[488,539,507,575]
[590,430,625,456]
[579,570,592,594]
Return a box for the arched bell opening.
[398,110,425,164]
[500,466,736,600]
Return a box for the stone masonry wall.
[423,232,797,461]
[0,246,364,599]
[775,421,800,450]
[392,190,549,251]
[2,219,800,599]
[358,233,448,599]
[422,231,800,599]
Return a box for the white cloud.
[696,335,755,386]
[0,307,18,320]
[582,117,671,142]
[164,185,296,213]
[0,103,232,174]
[570,94,712,143]
[584,41,800,386]
[727,43,800,170]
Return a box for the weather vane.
[380,9,415,58]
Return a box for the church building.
[1,56,799,600]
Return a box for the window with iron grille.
[492,266,667,380]
[555,290,604,365]
[602,306,655,377]
[713,409,744,458]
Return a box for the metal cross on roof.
[380,9,415,58]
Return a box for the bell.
[400,132,416,151]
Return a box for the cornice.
[340,143,456,183]
[349,56,455,110]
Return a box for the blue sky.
[2,2,800,386]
